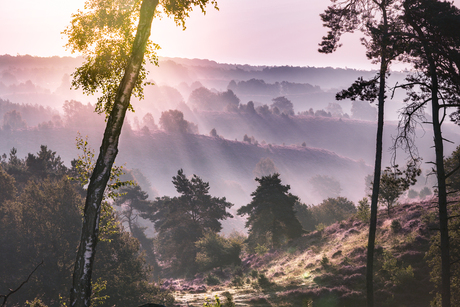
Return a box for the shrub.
[221,291,236,307]
[257,273,274,289]
[392,265,414,286]
[195,232,242,272]
[419,186,432,198]
[311,197,357,227]
[205,274,221,286]
[254,243,269,255]
[287,246,297,254]
[203,295,222,307]
[302,298,313,307]
[231,275,244,287]
[380,251,414,286]
[391,219,402,233]
[316,223,326,232]
[357,197,370,223]
[26,299,48,307]
[321,255,330,267]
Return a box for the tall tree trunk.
[70,1,159,306]
[429,54,451,307]
[366,64,386,307]
[367,8,389,307]
[408,14,451,305]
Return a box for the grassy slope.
[168,200,437,307]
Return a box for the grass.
[170,200,437,307]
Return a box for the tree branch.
[0,260,44,307]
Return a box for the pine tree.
[237,174,303,250]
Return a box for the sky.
[1,0,459,70]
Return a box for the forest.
[1,0,460,307]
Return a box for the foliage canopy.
[237,173,303,249]
[141,169,233,274]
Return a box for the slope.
[168,199,438,307]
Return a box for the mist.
[0,55,457,234]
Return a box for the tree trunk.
[366,66,386,307]
[367,9,389,307]
[429,54,451,307]
[408,15,451,305]
[70,1,159,306]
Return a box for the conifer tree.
[237,173,303,250]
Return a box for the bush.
[316,223,326,232]
[254,243,269,255]
[203,293,235,307]
[391,220,402,233]
[311,197,357,227]
[392,265,414,286]
[195,232,242,272]
[203,295,222,307]
[380,251,414,286]
[321,255,330,267]
[26,298,48,307]
[231,275,244,287]
[205,274,221,286]
[257,273,274,289]
[232,265,243,276]
[357,197,370,223]
[221,291,236,307]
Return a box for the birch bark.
[70,1,159,306]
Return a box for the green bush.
[26,298,48,307]
[316,223,326,232]
[391,219,402,233]
[195,232,242,272]
[357,197,370,223]
[321,255,330,267]
[203,293,235,307]
[205,274,221,286]
[380,251,414,286]
[254,243,269,255]
[231,275,244,287]
[392,265,414,285]
[203,295,222,307]
[257,273,274,289]
[221,291,236,307]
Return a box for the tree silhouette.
[319,1,405,305]
[140,169,233,274]
[378,161,420,217]
[237,174,303,249]
[159,109,198,134]
[393,1,460,305]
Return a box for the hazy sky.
[1,0,459,70]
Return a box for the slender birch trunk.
[70,1,159,306]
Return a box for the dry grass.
[169,200,437,307]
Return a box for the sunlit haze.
[5,0,459,69]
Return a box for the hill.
[0,122,371,223]
[166,200,438,307]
